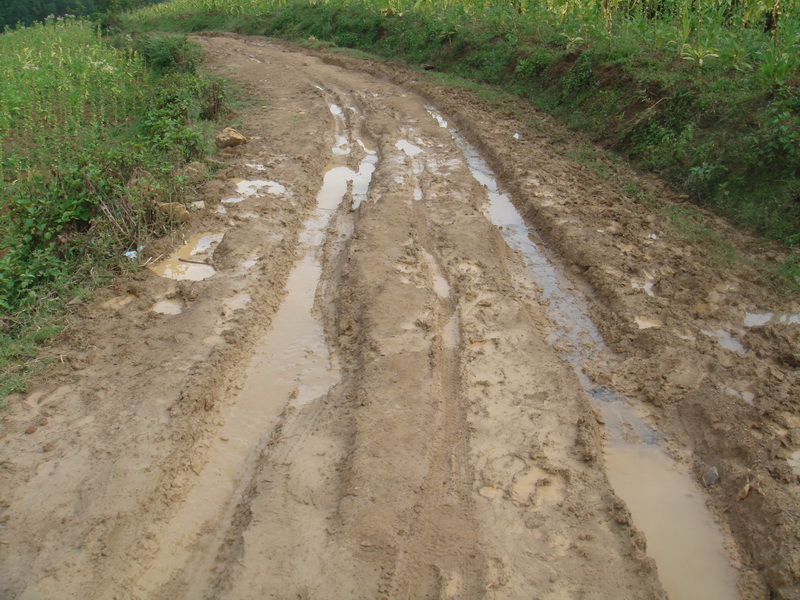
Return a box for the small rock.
[702,465,720,487]
[24,426,37,435]
[42,442,56,453]
[736,482,752,501]
[183,161,206,176]
[215,127,247,149]
[156,202,190,222]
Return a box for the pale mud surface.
[1,35,799,599]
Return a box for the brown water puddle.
[222,179,286,204]
[606,443,740,600]
[149,233,223,281]
[427,106,741,600]
[151,300,183,315]
[702,328,747,354]
[635,316,663,330]
[743,311,800,327]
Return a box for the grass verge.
[0,17,227,400]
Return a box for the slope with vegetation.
[126,0,800,253]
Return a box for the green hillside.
[0,0,165,29]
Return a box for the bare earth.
[1,35,799,600]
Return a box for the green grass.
[665,204,740,265]
[0,311,61,399]
[0,17,227,401]
[124,0,800,249]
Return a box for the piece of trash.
[647,233,658,240]
[124,250,138,259]
[513,132,522,140]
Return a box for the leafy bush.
[134,33,205,73]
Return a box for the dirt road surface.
[2,35,799,599]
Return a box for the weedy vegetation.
[0,17,226,397]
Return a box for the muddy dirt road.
[2,35,800,599]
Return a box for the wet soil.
[1,34,799,599]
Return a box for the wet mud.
[1,34,799,600]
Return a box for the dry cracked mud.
[1,34,799,600]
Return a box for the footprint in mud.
[456,261,482,277]
[151,299,183,315]
[511,467,567,509]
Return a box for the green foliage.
[773,255,800,294]
[0,18,225,354]
[515,46,560,79]
[0,0,168,30]
[665,204,739,266]
[134,32,205,72]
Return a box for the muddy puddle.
[635,316,664,330]
[427,107,741,599]
[606,444,740,600]
[149,233,223,281]
[137,99,377,597]
[703,328,747,354]
[743,311,800,327]
[222,179,286,204]
[325,104,377,210]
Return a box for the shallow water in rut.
[137,97,377,597]
[427,107,740,600]
[143,97,737,598]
